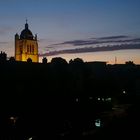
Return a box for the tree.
[27,58,32,63]
[69,58,84,65]
[9,57,15,62]
[51,57,67,65]
[42,57,47,64]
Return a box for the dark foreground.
[0,59,140,139]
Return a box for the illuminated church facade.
[15,21,38,62]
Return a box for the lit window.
[9,116,18,125]
[28,137,33,140]
[76,98,79,102]
[105,98,112,102]
[95,119,101,127]
[123,90,126,94]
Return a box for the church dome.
[20,23,34,40]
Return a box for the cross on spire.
[25,18,29,29]
[26,18,28,24]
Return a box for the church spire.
[25,18,28,29]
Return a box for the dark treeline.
[0,57,140,139]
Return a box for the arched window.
[32,45,34,54]
[27,45,29,53]
[30,45,32,53]
[19,46,22,54]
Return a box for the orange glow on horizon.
[39,49,140,65]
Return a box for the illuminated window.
[95,119,101,127]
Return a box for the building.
[0,51,7,62]
[15,21,38,62]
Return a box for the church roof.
[20,22,34,40]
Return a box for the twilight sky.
[0,0,140,64]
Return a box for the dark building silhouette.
[0,51,7,62]
[0,53,140,139]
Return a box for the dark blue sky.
[0,0,140,63]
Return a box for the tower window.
[19,46,22,54]
[32,45,34,54]
[27,45,29,53]
[30,45,32,53]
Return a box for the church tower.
[15,21,38,62]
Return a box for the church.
[15,21,39,62]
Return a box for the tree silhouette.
[9,57,15,62]
[51,57,67,66]
[42,57,47,64]
[69,58,84,65]
[27,58,32,63]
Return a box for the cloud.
[47,35,140,47]
[40,35,140,57]
[97,35,128,40]
[40,43,140,57]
